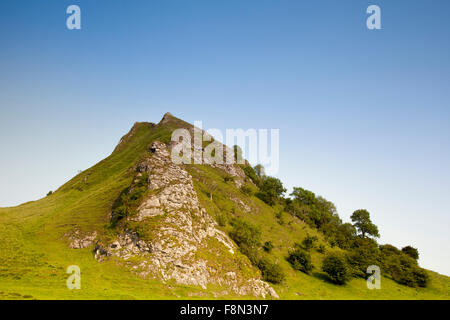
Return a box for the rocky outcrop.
[65,229,97,249]
[94,141,278,298]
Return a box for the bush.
[46,191,53,196]
[322,253,350,284]
[263,241,274,252]
[302,234,318,250]
[287,247,313,273]
[258,258,285,284]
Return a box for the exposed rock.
[95,141,278,298]
[66,229,97,249]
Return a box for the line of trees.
[237,163,429,287]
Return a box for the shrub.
[46,191,53,196]
[263,241,274,252]
[302,234,318,250]
[322,253,350,284]
[258,258,285,284]
[287,247,313,273]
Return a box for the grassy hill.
[0,114,448,300]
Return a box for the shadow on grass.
[312,271,336,285]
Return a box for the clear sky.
[1,0,449,276]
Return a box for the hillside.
[0,113,448,300]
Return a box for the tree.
[257,176,286,206]
[290,187,316,206]
[350,209,379,238]
[402,246,419,260]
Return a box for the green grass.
[0,116,449,300]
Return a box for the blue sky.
[1,0,449,276]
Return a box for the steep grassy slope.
[0,114,449,299]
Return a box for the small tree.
[350,209,380,238]
[322,253,350,285]
[46,191,53,196]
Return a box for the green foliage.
[111,173,149,226]
[287,247,313,274]
[241,165,260,187]
[240,185,253,196]
[291,187,317,206]
[216,212,229,227]
[274,210,285,225]
[229,218,261,264]
[263,241,274,252]
[379,244,429,287]
[257,257,285,284]
[347,238,380,277]
[287,188,340,231]
[322,253,350,284]
[350,209,380,238]
[46,191,53,196]
[257,176,286,206]
[302,234,318,250]
[402,246,419,260]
